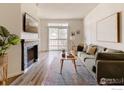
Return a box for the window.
[48,23,68,27]
[48,23,68,51]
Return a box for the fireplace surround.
[21,39,38,71]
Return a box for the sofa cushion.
[86,46,97,55]
[78,52,95,61]
[96,46,106,53]
[104,48,123,53]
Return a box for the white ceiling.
[37,3,98,19]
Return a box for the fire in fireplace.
[21,39,38,71]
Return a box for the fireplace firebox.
[21,39,38,71]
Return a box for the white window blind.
[48,23,68,51]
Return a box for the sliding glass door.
[48,24,68,51]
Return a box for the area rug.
[42,56,97,85]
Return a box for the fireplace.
[21,39,38,71]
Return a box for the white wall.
[0,4,22,77]
[0,4,41,78]
[21,3,39,40]
[21,4,41,51]
[40,19,84,51]
[84,4,124,51]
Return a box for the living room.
[0,3,124,87]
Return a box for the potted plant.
[0,26,20,64]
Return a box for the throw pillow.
[97,46,106,53]
[83,43,87,52]
[86,46,97,55]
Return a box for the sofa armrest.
[84,57,95,62]
[96,60,124,85]
[96,53,124,60]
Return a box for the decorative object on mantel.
[0,26,20,85]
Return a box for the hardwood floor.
[11,52,50,85]
[0,74,21,85]
[8,51,96,85]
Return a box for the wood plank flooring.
[5,51,96,85]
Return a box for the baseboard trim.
[8,71,23,78]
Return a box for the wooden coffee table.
[60,53,77,74]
